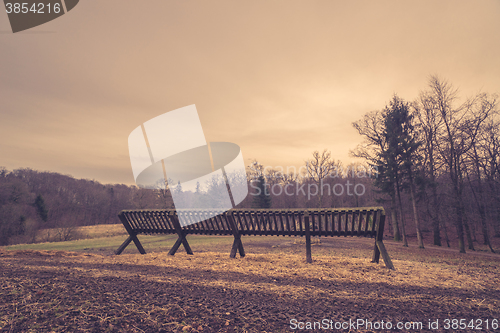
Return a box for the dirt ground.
[1,237,500,332]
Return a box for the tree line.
[0,168,174,245]
[352,75,499,253]
[0,159,379,245]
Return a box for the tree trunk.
[441,216,451,247]
[467,166,494,252]
[453,190,466,253]
[429,164,442,246]
[391,195,401,241]
[452,184,466,253]
[395,182,408,247]
[457,168,474,251]
[450,158,466,253]
[463,216,475,251]
[409,181,424,248]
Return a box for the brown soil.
[1,237,500,332]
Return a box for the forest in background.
[0,161,377,246]
[1,76,499,254]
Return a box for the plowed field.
[1,237,499,332]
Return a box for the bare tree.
[464,100,498,252]
[478,118,500,239]
[415,90,447,246]
[305,149,341,208]
[424,75,496,253]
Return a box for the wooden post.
[115,235,133,255]
[227,213,245,258]
[371,210,381,264]
[371,209,395,269]
[168,212,193,256]
[116,212,146,255]
[376,241,394,270]
[304,211,312,263]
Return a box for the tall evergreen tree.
[384,96,424,248]
[34,194,48,223]
[252,175,271,208]
[352,110,402,241]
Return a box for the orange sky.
[1,0,499,185]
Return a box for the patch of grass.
[3,234,239,254]
[76,224,128,238]
[35,224,128,243]
[4,235,129,252]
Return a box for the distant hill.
[0,167,173,245]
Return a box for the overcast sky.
[1,0,499,185]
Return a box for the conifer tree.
[252,175,271,208]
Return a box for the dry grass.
[33,224,127,243]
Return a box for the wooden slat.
[369,210,375,235]
[272,211,281,236]
[327,211,333,236]
[258,211,267,235]
[347,210,353,236]
[284,212,293,236]
[252,211,260,235]
[246,212,253,234]
[297,212,302,233]
[270,211,278,235]
[206,214,217,235]
[151,211,163,233]
[264,211,272,235]
[233,212,245,232]
[145,211,157,232]
[140,211,152,232]
[321,211,328,236]
[359,210,367,236]
[130,211,145,232]
[238,212,250,235]
[155,211,168,230]
[189,212,202,234]
[354,210,361,236]
[183,211,196,229]
[166,211,177,230]
[311,211,317,234]
[126,212,139,231]
[140,211,153,232]
[277,211,285,236]
[217,213,228,232]
[220,214,231,232]
[241,211,251,232]
[331,211,337,234]
[325,211,331,235]
[372,210,379,237]
[340,211,345,236]
[217,214,231,235]
[199,213,211,233]
[211,214,222,234]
